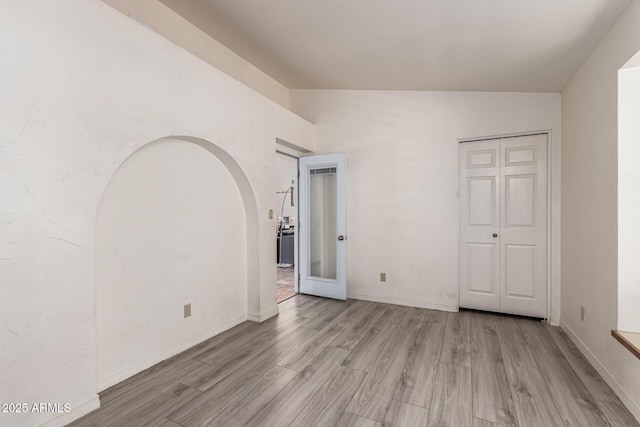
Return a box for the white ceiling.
[160,0,631,92]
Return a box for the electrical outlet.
[580,306,585,321]
[380,272,386,282]
[269,209,274,220]
[184,303,191,318]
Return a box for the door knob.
[492,233,498,238]
[338,235,345,241]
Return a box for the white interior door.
[499,135,547,317]
[459,134,547,318]
[459,139,501,312]
[299,153,347,300]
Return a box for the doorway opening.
[276,151,299,303]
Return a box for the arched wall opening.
[96,136,258,391]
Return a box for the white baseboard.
[549,317,560,326]
[247,312,261,322]
[38,395,100,427]
[97,314,246,391]
[260,306,280,321]
[347,293,458,313]
[247,306,279,323]
[561,321,640,422]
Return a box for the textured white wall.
[290,90,561,320]
[103,0,291,108]
[562,0,640,419]
[0,1,313,426]
[96,139,247,391]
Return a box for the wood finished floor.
[70,295,639,427]
[277,266,296,303]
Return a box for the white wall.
[96,139,247,390]
[290,90,561,320]
[561,0,640,419]
[618,58,640,333]
[0,1,313,426]
[102,0,291,108]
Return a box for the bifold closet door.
[459,134,547,318]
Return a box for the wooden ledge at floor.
[612,329,640,360]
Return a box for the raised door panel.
[505,146,537,166]
[467,243,497,295]
[505,175,536,227]
[467,150,496,168]
[504,244,536,299]
[468,177,496,227]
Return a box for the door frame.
[457,130,555,322]
[276,148,301,296]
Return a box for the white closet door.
[500,134,547,317]
[459,139,501,312]
[459,134,547,318]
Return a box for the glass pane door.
[309,167,337,279]
[299,153,347,300]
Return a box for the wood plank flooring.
[277,266,296,303]
[70,295,638,427]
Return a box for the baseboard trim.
[38,395,100,427]
[549,317,560,326]
[97,313,246,392]
[247,312,261,322]
[347,293,458,313]
[260,306,280,322]
[247,306,279,323]
[561,321,640,422]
